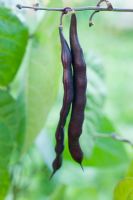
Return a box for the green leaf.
[114,178,133,200]
[87,137,129,167]
[84,66,106,133]
[23,9,61,151]
[50,185,66,200]
[0,7,28,86]
[0,90,22,199]
[15,94,26,154]
[128,192,133,200]
[127,160,133,178]
[0,90,20,138]
[86,54,105,79]
[80,54,129,168]
[84,54,106,135]
[0,123,13,200]
[86,116,129,167]
[98,115,116,133]
[80,55,106,159]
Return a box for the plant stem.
[93,133,133,147]
[16,4,133,13]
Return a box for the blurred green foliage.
[0,0,132,200]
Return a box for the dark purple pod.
[69,139,83,164]
[68,13,87,166]
[50,26,73,178]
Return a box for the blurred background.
[1,0,133,199]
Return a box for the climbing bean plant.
[0,0,132,200]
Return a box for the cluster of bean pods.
[51,10,87,178]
